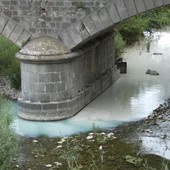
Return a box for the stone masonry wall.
[17,33,120,120]
[0,0,109,38]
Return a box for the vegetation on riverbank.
[115,6,170,58]
[14,128,170,170]
[0,35,20,89]
[0,96,18,170]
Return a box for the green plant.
[115,33,126,58]
[0,96,19,170]
[118,16,148,45]
[57,138,83,169]
[76,1,86,10]
[0,35,20,89]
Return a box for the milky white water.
[13,29,170,138]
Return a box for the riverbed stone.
[145,69,159,75]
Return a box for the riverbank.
[0,76,19,100]
[11,98,170,170]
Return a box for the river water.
[13,28,170,139]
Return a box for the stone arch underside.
[59,0,170,51]
[0,13,32,47]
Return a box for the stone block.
[154,0,164,7]
[59,30,76,50]
[0,14,8,33]
[74,20,90,40]
[38,93,50,103]
[36,84,46,93]
[45,83,57,93]
[82,15,97,35]
[106,2,121,23]
[2,19,16,38]
[16,29,32,47]
[39,73,50,83]
[42,103,57,110]
[57,101,68,111]
[123,0,137,16]
[134,0,146,13]
[144,0,154,10]
[9,24,24,43]
[98,7,113,28]
[163,0,170,5]
[49,72,60,82]
[57,82,66,92]
[114,0,128,20]
[89,11,104,31]
[66,25,82,44]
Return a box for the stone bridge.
[1,0,170,121]
[1,0,169,47]
[60,0,170,50]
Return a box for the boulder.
[145,69,159,75]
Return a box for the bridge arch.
[0,13,32,47]
[59,0,170,50]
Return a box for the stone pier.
[16,34,119,121]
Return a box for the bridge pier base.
[16,34,119,121]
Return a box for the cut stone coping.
[16,36,82,63]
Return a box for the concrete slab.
[106,2,121,23]
[134,0,146,13]
[123,0,137,17]
[114,0,128,20]
[98,7,113,27]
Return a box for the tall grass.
[0,35,20,89]
[0,96,18,170]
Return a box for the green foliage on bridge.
[115,6,170,58]
[0,96,18,170]
[0,35,20,89]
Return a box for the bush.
[115,33,126,58]
[0,35,20,89]
[118,16,148,45]
[0,96,18,170]
[115,7,170,57]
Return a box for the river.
[12,28,170,139]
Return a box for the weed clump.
[0,96,18,170]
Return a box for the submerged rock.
[145,69,159,75]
